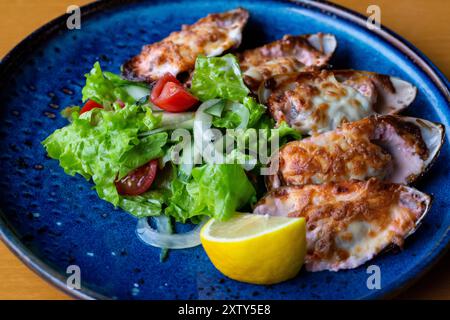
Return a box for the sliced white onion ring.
[180,140,194,176]
[154,215,172,234]
[257,82,272,104]
[193,99,220,163]
[194,99,218,141]
[136,216,208,249]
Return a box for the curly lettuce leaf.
[191,54,249,102]
[82,62,149,106]
[158,164,255,222]
[211,104,241,129]
[256,115,301,142]
[243,97,266,128]
[189,164,256,221]
[120,190,166,218]
[118,134,167,179]
[164,177,204,223]
[209,97,266,129]
[42,104,167,209]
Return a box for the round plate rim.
[0,0,448,300]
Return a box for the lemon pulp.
[200,213,306,285]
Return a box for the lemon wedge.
[200,213,306,285]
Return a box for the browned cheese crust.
[238,34,335,91]
[122,8,249,82]
[254,179,430,271]
[267,115,429,189]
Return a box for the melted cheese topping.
[273,122,392,187]
[268,71,373,134]
[253,179,430,271]
[238,34,336,90]
[268,115,430,189]
[122,8,249,81]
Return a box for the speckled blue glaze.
[0,0,448,300]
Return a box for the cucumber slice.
[124,85,150,101]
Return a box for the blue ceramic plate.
[0,0,449,300]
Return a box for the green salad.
[42,54,299,256]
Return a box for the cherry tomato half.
[80,100,103,114]
[151,73,198,112]
[150,73,180,103]
[115,160,158,196]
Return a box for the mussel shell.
[265,115,445,188]
[253,179,432,271]
[403,116,445,171]
[121,8,249,82]
[241,33,337,91]
[305,33,337,59]
[258,70,417,135]
[376,115,445,184]
[332,70,417,114]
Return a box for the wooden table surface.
[0,0,449,300]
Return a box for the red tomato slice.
[150,72,198,112]
[80,100,103,114]
[115,160,158,196]
[152,81,199,112]
[150,73,181,103]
